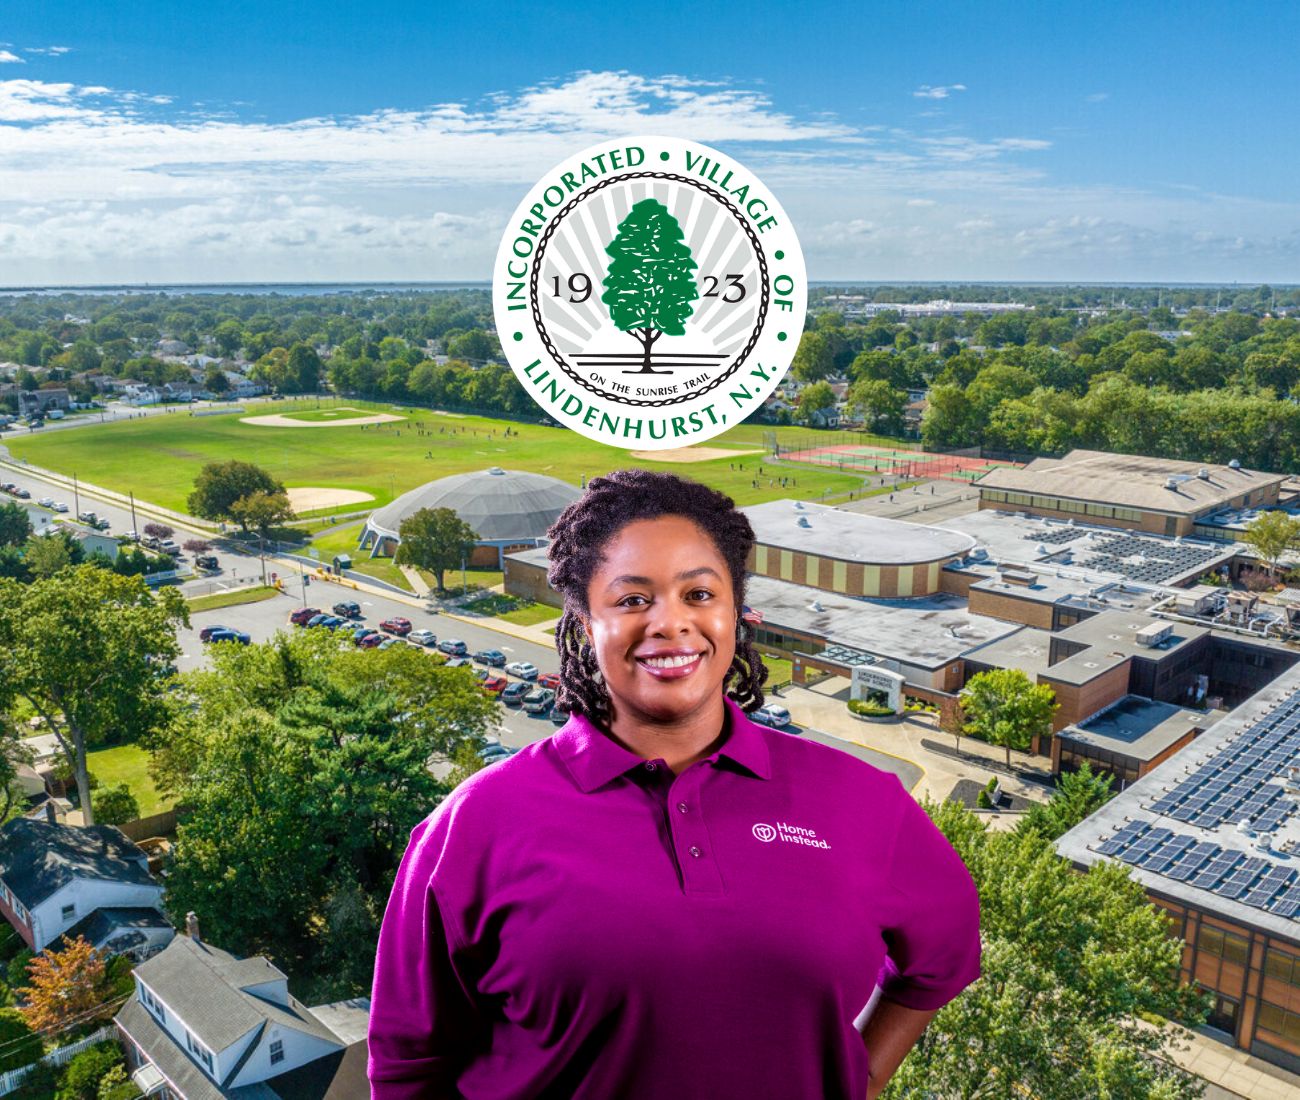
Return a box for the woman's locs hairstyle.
[546,469,768,724]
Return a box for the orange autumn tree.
[17,936,116,1033]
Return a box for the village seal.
[492,136,806,449]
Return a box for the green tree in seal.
[601,198,699,374]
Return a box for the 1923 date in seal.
[492,136,806,450]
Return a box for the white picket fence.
[0,1025,118,1096]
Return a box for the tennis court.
[777,441,1025,483]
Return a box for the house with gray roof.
[117,918,369,1100]
[0,817,170,955]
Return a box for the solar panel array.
[1089,687,1300,920]
[1033,527,1088,546]
[1093,818,1300,919]
[1069,531,1224,585]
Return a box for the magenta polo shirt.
[368,698,981,1100]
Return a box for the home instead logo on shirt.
[752,822,831,849]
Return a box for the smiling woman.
[369,469,983,1100]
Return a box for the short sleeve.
[877,776,982,1011]
[368,811,483,1099]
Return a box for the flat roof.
[936,509,1237,587]
[1063,696,1221,762]
[962,626,1055,681]
[1053,609,1209,659]
[975,449,1283,516]
[1056,663,1300,943]
[743,573,1021,671]
[742,500,975,566]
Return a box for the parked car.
[198,625,229,642]
[320,616,348,630]
[51,501,68,513]
[10,487,29,500]
[93,518,110,530]
[523,688,555,714]
[332,600,362,618]
[357,632,386,649]
[290,607,322,626]
[140,535,160,549]
[377,637,409,650]
[752,703,792,729]
[473,649,506,667]
[352,626,379,642]
[206,628,250,645]
[505,661,539,681]
[195,554,220,573]
[37,497,54,508]
[159,539,180,554]
[481,674,508,694]
[537,671,561,691]
[501,682,531,706]
[77,511,97,525]
[444,656,471,668]
[437,638,468,656]
[408,628,437,647]
[379,617,412,636]
[305,612,330,628]
[550,703,570,725]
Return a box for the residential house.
[809,406,840,429]
[0,816,172,956]
[19,388,71,416]
[221,372,265,399]
[159,382,199,403]
[122,383,162,406]
[117,918,369,1100]
[156,339,191,356]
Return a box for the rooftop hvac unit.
[1238,818,1257,838]
[1135,622,1173,647]
[1229,458,1242,469]
[1165,477,1179,490]
[809,599,825,612]
[794,501,805,510]
[1197,468,1210,480]
[970,547,989,561]
[797,516,812,528]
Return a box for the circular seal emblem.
[752,823,777,843]
[493,136,806,450]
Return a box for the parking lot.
[184,587,565,749]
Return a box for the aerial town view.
[2,3,1300,1099]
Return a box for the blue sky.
[1,1,1297,284]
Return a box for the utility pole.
[72,474,80,518]
[129,491,138,535]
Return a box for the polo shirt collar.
[554,697,772,793]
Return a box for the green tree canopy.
[797,380,835,421]
[187,460,285,524]
[0,566,187,824]
[881,798,1209,1098]
[791,330,834,382]
[1015,760,1117,842]
[0,502,32,549]
[1244,509,1300,575]
[157,632,496,997]
[228,489,295,537]
[847,377,907,434]
[601,198,699,374]
[393,506,479,592]
[960,667,1058,768]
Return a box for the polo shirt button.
[677,801,689,814]
[644,762,656,772]
[689,846,702,858]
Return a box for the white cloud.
[913,84,966,100]
[0,68,1294,283]
[0,50,23,64]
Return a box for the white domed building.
[359,467,582,568]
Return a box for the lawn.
[463,593,562,626]
[310,521,412,591]
[759,655,793,687]
[85,742,171,818]
[5,398,866,516]
[186,584,280,612]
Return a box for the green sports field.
[4,400,867,515]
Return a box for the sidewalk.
[1133,1016,1300,1099]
